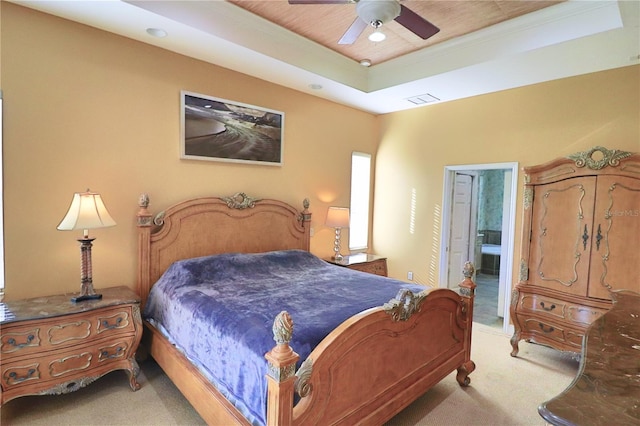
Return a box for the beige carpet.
[0,324,578,425]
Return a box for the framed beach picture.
[180,91,284,166]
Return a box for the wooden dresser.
[510,147,640,356]
[325,254,388,277]
[0,286,142,405]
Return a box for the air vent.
[406,93,439,105]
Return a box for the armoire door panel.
[528,177,596,296]
[588,175,640,299]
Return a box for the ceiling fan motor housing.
[356,0,401,25]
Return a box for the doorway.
[440,163,518,335]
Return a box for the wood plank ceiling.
[228,0,564,65]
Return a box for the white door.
[447,172,476,288]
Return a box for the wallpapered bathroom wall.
[477,170,505,233]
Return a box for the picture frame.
[180,90,284,166]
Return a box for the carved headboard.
[136,192,311,305]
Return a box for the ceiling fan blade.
[288,0,353,4]
[338,17,368,45]
[394,4,440,40]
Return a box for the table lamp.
[57,190,116,302]
[325,206,350,261]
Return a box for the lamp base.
[71,293,103,303]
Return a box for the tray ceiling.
[9,0,640,114]
[228,1,563,66]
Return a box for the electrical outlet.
[407,271,413,281]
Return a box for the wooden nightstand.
[0,286,142,405]
[326,254,388,277]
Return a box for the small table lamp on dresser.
[57,189,116,302]
[325,206,350,261]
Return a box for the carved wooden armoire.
[510,146,640,356]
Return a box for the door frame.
[440,162,519,335]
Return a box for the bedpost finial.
[273,311,294,346]
[459,262,477,298]
[139,193,150,208]
[463,262,474,279]
[137,193,153,227]
[299,198,312,225]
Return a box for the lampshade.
[325,207,350,228]
[57,190,116,231]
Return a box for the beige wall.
[3,3,639,302]
[1,3,377,300]
[374,65,640,288]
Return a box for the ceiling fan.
[288,0,440,45]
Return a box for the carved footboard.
[265,263,476,426]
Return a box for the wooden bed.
[136,192,476,425]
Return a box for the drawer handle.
[538,323,555,333]
[101,317,124,330]
[539,302,556,312]
[8,368,37,383]
[7,334,35,349]
[101,346,124,359]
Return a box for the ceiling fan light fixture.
[356,0,400,25]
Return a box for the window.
[349,152,371,251]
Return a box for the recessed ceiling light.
[359,59,372,67]
[309,84,323,90]
[146,28,167,38]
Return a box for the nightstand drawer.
[1,335,136,392]
[1,305,136,361]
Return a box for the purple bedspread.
[143,249,425,425]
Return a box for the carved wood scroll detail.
[39,375,100,396]
[153,212,165,226]
[220,192,261,209]
[295,357,313,398]
[523,187,533,211]
[520,258,529,282]
[567,146,632,170]
[383,289,428,321]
